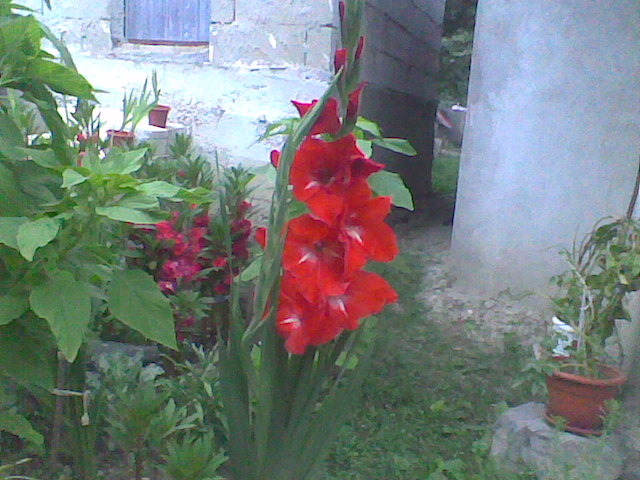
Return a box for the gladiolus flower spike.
[273,82,399,354]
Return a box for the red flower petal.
[292,97,341,136]
[334,48,348,73]
[270,150,281,168]
[346,83,366,122]
[277,274,344,354]
[282,215,347,296]
[290,135,367,203]
[255,227,267,249]
[327,270,398,330]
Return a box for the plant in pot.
[544,163,640,435]
[108,75,158,147]
[148,70,171,128]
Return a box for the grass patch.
[432,152,460,196]
[322,249,537,479]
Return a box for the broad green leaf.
[20,148,61,169]
[107,269,177,350]
[0,217,28,249]
[0,294,29,326]
[30,58,96,100]
[16,217,60,260]
[95,206,158,224]
[369,170,414,211]
[0,321,55,390]
[357,139,373,157]
[177,187,215,204]
[0,164,29,216]
[136,180,181,198]
[0,410,43,446]
[0,111,24,159]
[356,117,382,137]
[116,194,159,210]
[29,270,92,362]
[372,137,417,156]
[102,148,147,175]
[61,169,88,188]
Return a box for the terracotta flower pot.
[107,129,135,148]
[545,364,626,435]
[148,105,171,128]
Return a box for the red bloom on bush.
[213,256,228,268]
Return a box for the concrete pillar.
[452,0,640,295]
[360,0,446,208]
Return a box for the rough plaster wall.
[210,0,335,68]
[23,0,113,53]
[360,0,445,207]
[451,0,640,296]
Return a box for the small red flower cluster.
[267,95,399,355]
[155,203,253,297]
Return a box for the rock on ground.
[490,402,625,480]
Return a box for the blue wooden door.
[125,0,211,45]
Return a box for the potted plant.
[148,70,172,128]
[108,74,158,147]
[545,161,640,434]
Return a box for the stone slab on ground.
[490,402,624,480]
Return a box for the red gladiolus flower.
[290,135,372,203]
[292,98,341,136]
[326,270,398,330]
[277,274,343,354]
[282,215,347,297]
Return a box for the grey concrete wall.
[360,0,445,207]
[451,0,640,295]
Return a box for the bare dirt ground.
[391,194,548,354]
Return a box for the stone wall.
[210,0,334,69]
[23,0,113,54]
[360,0,445,207]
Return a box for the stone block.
[491,403,625,480]
[234,0,332,26]
[211,0,235,23]
[211,22,307,66]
